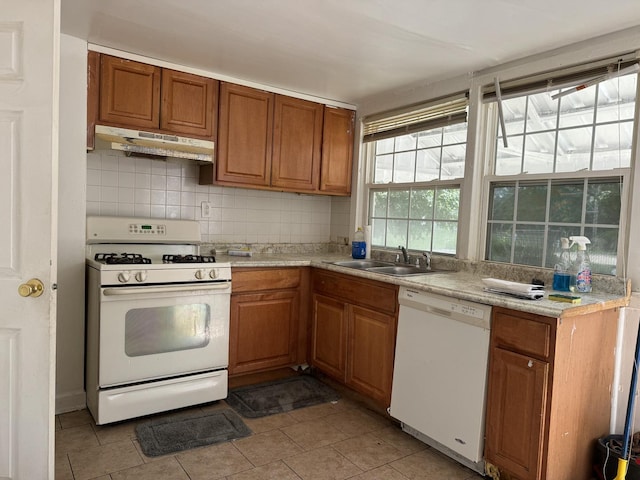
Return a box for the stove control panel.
[128,223,166,236]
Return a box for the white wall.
[330,196,352,244]
[56,34,87,413]
[613,294,640,434]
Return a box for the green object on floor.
[136,409,251,457]
[226,375,340,418]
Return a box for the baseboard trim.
[55,389,86,415]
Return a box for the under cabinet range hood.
[94,125,214,162]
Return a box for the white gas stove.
[85,216,231,424]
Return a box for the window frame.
[367,182,462,254]
[362,104,469,255]
[479,100,633,274]
[356,54,639,278]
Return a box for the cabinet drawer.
[232,268,300,293]
[312,269,397,315]
[492,307,553,360]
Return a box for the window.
[364,95,468,254]
[485,67,637,274]
[487,179,622,274]
[369,186,460,254]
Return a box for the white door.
[0,1,59,479]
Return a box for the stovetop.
[87,254,232,285]
[95,253,152,265]
[93,253,217,265]
[85,216,231,284]
[162,254,216,264]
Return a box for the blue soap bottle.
[352,227,366,259]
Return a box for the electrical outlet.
[201,201,211,218]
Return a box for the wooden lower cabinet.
[484,306,619,480]
[346,305,397,403]
[311,294,348,380]
[485,348,549,479]
[229,268,308,376]
[311,269,398,406]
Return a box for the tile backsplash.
[87,149,343,244]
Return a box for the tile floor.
[55,396,485,480]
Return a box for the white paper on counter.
[364,225,372,259]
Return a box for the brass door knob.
[18,279,44,297]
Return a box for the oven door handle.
[103,283,231,296]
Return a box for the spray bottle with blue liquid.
[568,236,592,293]
[552,237,572,291]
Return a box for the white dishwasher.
[389,287,492,474]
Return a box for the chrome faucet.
[398,246,409,264]
[423,251,432,271]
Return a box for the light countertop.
[217,252,629,319]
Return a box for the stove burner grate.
[95,253,152,265]
[162,254,216,264]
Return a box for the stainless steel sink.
[330,259,450,276]
[331,260,393,269]
[366,265,431,276]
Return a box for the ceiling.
[60,0,640,106]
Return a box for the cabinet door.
[161,69,218,139]
[99,55,161,129]
[485,347,549,480]
[320,106,355,195]
[347,305,396,406]
[311,294,348,381]
[271,95,323,191]
[216,82,274,186]
[229,290,299,375]
[87,51,100,149]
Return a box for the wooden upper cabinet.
[161,69,218,139]
[202,81,355,196]
[99,54,161,130]
[271,95,323,191]
[216,82,275,186]
[320,106,355,195]
[87,51,100,150]
[88,53,217,145]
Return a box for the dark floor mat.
[136,409,251,457]
[226,375,340,418]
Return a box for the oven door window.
[125,304,210,357]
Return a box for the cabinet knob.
[527,360,534,368]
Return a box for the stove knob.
[209,269,218,279]
[195,269,205,280]
[135,271,147,282]
[117,272,131,283]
